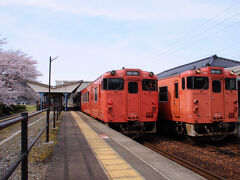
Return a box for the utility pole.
[46,56,58,142]
[48,56,59,108]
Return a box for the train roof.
[157,55,240,79]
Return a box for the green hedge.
[0,103,26,117]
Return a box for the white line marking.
[0,115,46,146]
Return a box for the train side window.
[175,83,178,98]
[128,82,138,94]
[212,80,221,93]
[159,86,168,102]
[94,87,97,102]
[182,78,185,90]
[225,78,236,90]
[102,78,108,90]
[81,92,89,102]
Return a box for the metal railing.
[0,106,62,180]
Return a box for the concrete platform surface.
[46,111,206,180]
[45,112,108,180]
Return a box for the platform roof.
[226,65,240,75]
[157,55,240,79]
[27,80,91,94]
[74,82,92,93]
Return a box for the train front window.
[142,79,157,91]
[225,78,236,90]
[187,76,209,89]
[128,82,138,94]
[102,78,124,90]
[212,80,221,93]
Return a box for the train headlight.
[149,72,154,77]
[194,99,199,104]
[234,107,238,113]
[152,100,157,105]
[230,71,234,75]
[107,100,113,112]
[196,68,201,74]
[111,70,116,76]
[108,100,113,105]
[193,106,199,114]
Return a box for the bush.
[0,103,26,117]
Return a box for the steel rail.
[143,141,224,180]
[28,112,55,151]
[0,111,35,122]
[181,139,240,175]
[28,121,49,152]
[0,107,58,180]
[203,143,240,157]
[185,139,240,163]
[0,109,47,130]
[0,113,21,121]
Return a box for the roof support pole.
[39,93,45,111]
[64,93,68,111]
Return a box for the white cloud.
[1,23,169,84]
[1,0,239,85]
[0,0,227,21]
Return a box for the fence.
[0,106,62,180]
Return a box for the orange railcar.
[158,66,238,139]
[81,68,158,136]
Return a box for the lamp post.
[46,56,58,142]
[48,56,59,108]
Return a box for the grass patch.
[0,103,26,117]
[25,105,36,112]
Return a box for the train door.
[211,78,224,118]
[98,84,101,106]
[90,87,93,116]
[174,82,180,117]
[127,81,140,119]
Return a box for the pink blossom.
[0,36,41,106]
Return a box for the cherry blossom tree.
[0,36,41,106]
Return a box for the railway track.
[143,141,224,180]
[202,143,240,157]
[0,112,48,145]
[184,136,240,158]
[0,111,35,123]
[0,111,59,179]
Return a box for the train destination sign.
[210,69,222,74]
[126,71,140,76]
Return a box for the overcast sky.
[1,0,240,85]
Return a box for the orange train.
[158,66,238,140]
[81,68,158,136]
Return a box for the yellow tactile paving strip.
[71,111,144,180]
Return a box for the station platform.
[45,111,205,180]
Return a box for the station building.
[27,80,91,111]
